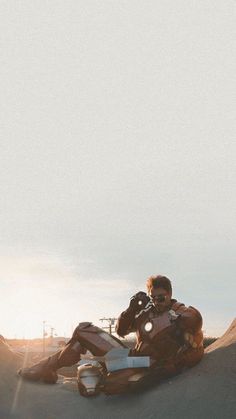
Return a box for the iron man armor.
[78,298,203,395]
[19,299,204,396]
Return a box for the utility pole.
[99,317,117,335]
[43,320,46,355]
[50,327,55,338]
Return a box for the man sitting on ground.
[19,275,204,395]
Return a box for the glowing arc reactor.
[144,321,153,332]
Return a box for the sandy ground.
[0,320,235,419]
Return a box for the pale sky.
[0,1,235,338]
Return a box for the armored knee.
[71,322,125,356]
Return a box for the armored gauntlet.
[129,292,151,314]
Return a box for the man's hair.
[146,275,172,295]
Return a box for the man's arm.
[116,307,136,338]
[174,305,204,370]
[116,292,150,337]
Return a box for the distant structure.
[99,317,117,335]
[42,321,57,354]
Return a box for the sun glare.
[0,255,80,339]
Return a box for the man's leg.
[18,338,86,383]
[18,322,125,384]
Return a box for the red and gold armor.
[116,299,204,373]
[19,298,204,396]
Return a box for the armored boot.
[18,340,86,384]
[18,352,61,384]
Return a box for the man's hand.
[128,291,150,314]
[116,292,151,337]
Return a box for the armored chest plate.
[140,311,172,340]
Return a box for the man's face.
[149,287,172,312]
